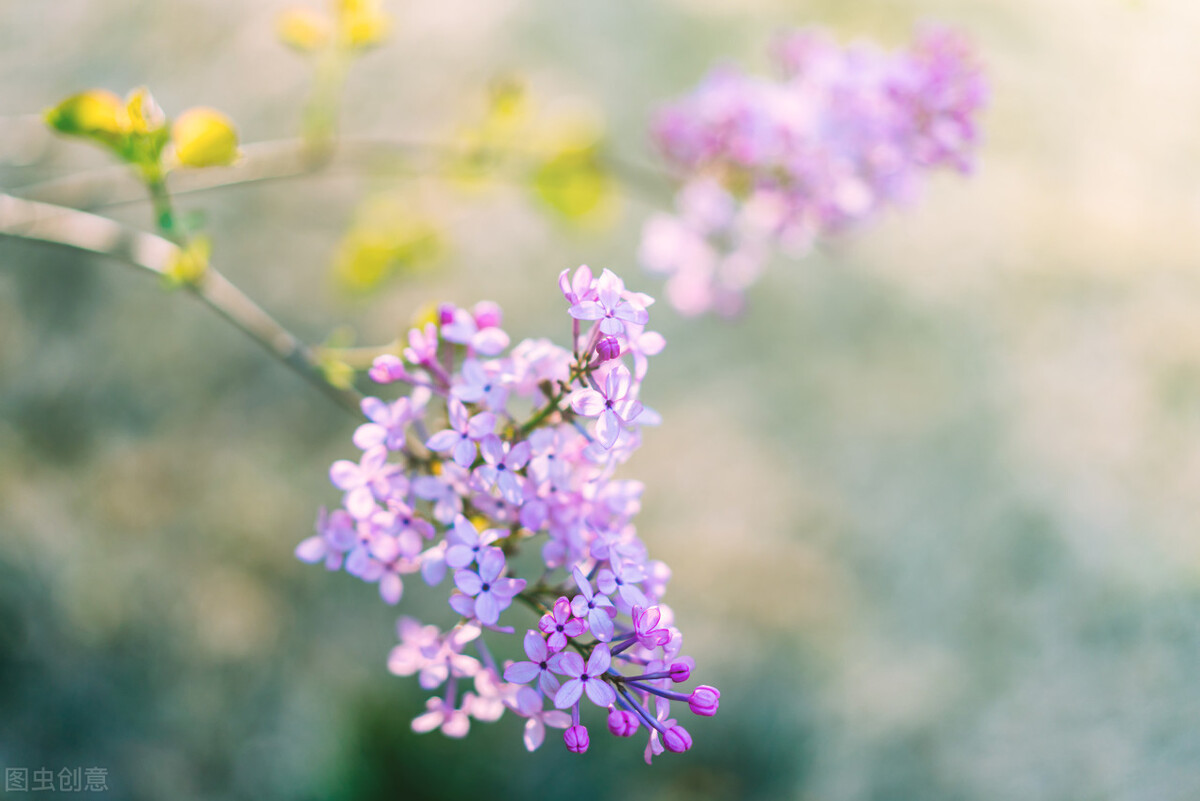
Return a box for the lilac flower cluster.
[641,26,986,317]
[297,267,719,759]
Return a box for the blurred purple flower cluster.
[297,267,719,759]
[642,26,986,317]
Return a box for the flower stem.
[0,191,363,414]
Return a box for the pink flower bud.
[663,725,692,753]
[473,300,503,329]
[564,724,590,753]
[438,303,457,326]
[669,662,691,683]
[688,685,720,717]
[607,709,639,737]
[368,354,407,384]
[595,336,621,362]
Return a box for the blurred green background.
[5,0,1200,799]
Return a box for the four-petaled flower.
[568,268,649,335]
[553,644,616,709]
[538,596,587,653]
[570,566,617,642]
[453,549,526,626]
[569,364,643,449]
[426,397,496,468]
[512,686,571,752]
[503,629,566,696]
[475,435,531,505]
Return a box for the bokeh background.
[5,0,1200,799]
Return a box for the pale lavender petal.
[454,569,483,596]
[490,577,525,599]
[586,644,612,675]
[361,396,389,423]
[447,397,469,431]
[585,679,616,708]
[497,471,523,505]
[507,441,531,469]
[504,661,540,684]
[523,630,547,661]
[353,423,388,450]
[379,573,403,605]
[569,301,605,321]
[543,710,571,729]
[411,708,444,734]
[515,686,543,716]
[448,592,475,618]
[441,709,470,738]
[444,544,475,570]
[295,536,327,563]
[452,438,477,468]
[598,316,625,335]
[554,678,584,709]
[606,364,632,401]
[537,671,561,697]
[554,651,585,678]
[610,395,640,423]
[475,592,500,625]
[572,567,593,598]
[466,412,496,440]
[570,389,606,417]
[329,460,361,490]
[479,434,504,465]
[523,718,545,752]
[613,302,649,326]
[589,609,614,641]
[596,268,623,309]
[477,548,505,583]
[425,429,460,452]
[345,487,377,519]
[595,409,621,449]
[472,328,510,356]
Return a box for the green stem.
[0,191,364,415]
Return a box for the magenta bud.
[438,303,457,326]
[368,354,407,384]
[473,300,502,329]
[564,724,590,753]
[688,685,720,717]
[663,725,693,753]
[607,709,639,737]
[595,336,621,362]
[669,662,691,683]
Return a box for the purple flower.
[559,264,596,306]
[568,269,649,336]
[569,364,643,449]
[412,697,470,738]
[425,397,496,468]
[368,353,412,384]
[441,302,510,356]
[538,596,587,653]
[354,392,427,451]
[329,445,405,519]
[663,725,692,753]
[503,630,567,696]
[553,644,616,709]
[402,322,439,366]
[513,687,571,751]
[569,566,617,641]
[597,559,648,609]
[631,605,671,650]
[452,358,509,411]
[474,434,530,505]
[453,549,526,626]
[443,514,503,570]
